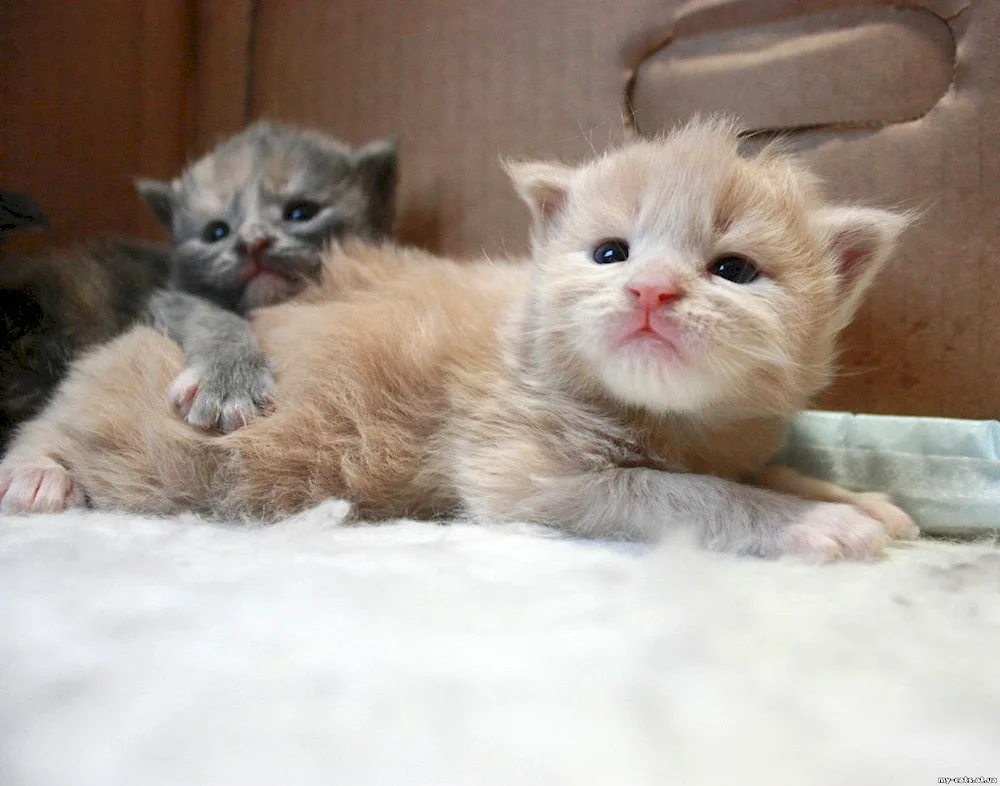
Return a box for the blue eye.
[593,239,629,265]
[202,221,230,243]
[709,255,760,284]
[283,200,322,222]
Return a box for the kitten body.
[0,121,397,447]
[0,193,168,452]
[0,119,916,559]
[0,240,170,454]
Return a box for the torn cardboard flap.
[631,5,954,133]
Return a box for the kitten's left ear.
[814,206,912,329]
[134,178,176,230]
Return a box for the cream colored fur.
[0,118,916,560]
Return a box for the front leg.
[147,290,276,433]
[494,467,893,561]
[753,465,919,541]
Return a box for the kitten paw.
[780,503,889,562]
[169,364,277,434]
[849,492,919,541]
[0,459,85,514]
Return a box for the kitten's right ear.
[353,138,399,198]
[353,138,399,236]
[505,160,573,236]
[134,178,176,230]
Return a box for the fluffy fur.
[137,119,397,433]
[0,118,916,560]
[1,511,998,785]
[0,235,170,455]
[0,191,170,454]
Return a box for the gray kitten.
[0,121,398,449]
[138,120,398,432]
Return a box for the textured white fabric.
[1,502,999,786]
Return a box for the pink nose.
[628,283,684,312]
[244,236,273,256]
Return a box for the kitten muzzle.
[610,310,694,364]
[244,237,275,269]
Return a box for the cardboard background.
[2,0,996,418]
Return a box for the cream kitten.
[0,118,917,560]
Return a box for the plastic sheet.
[774,411,1000,536]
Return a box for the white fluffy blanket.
[2,504,999,786]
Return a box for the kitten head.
[135,120,397,311]
[507,116,910,418]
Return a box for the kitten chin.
[240,271,301,310]
[0,118,917,561]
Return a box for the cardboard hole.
[631,4,955,135]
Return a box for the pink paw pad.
[0,460,85,514]
[168,367,201,416]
